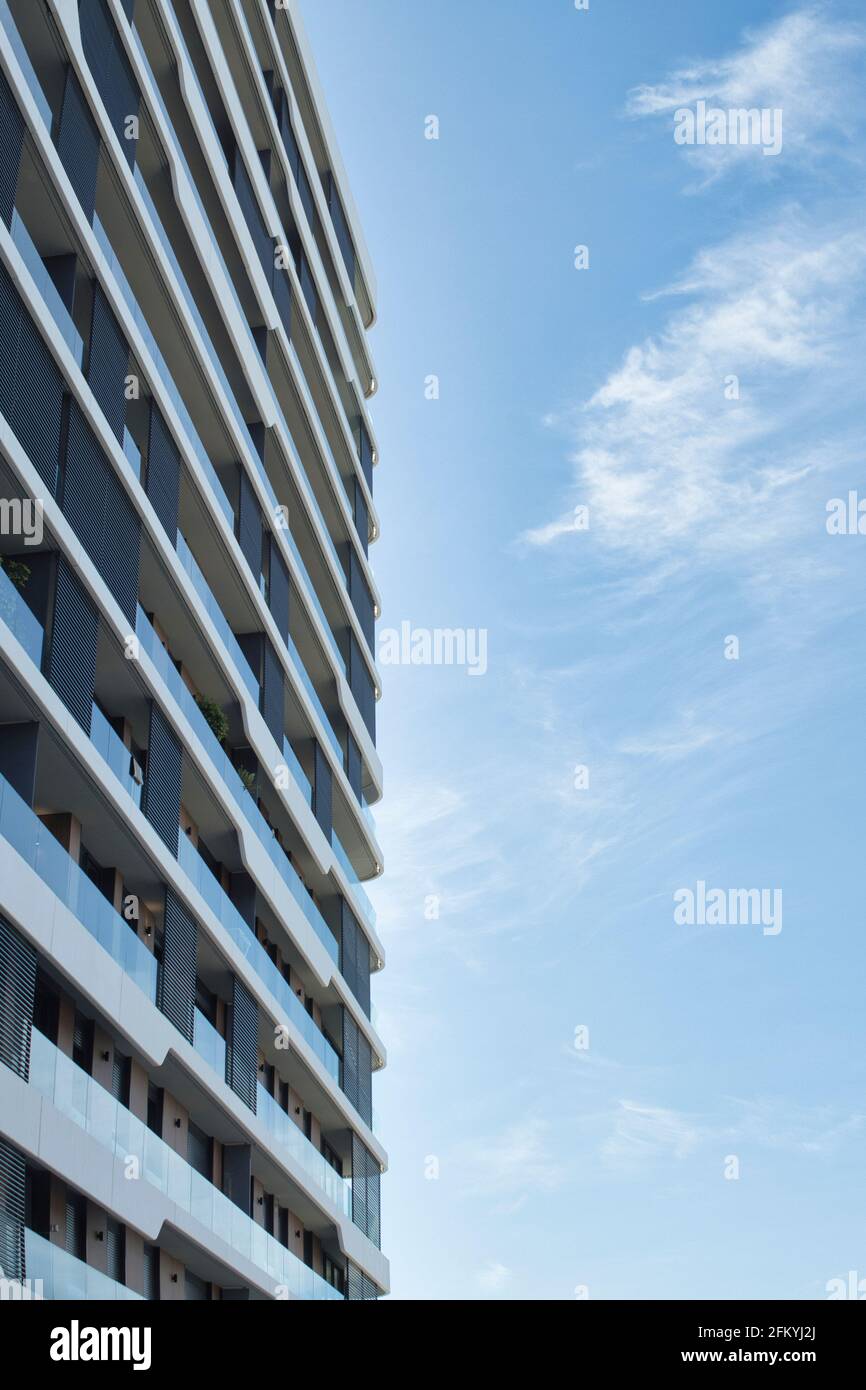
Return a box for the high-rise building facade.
[0,0,386,1302]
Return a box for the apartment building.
[0,0,386,1301]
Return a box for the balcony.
[193,1005,227,1080]
[0,771,157,1001]
[23,1228,143,1301]
[0,560,44,667]
[90,703,142,808]
[177,833,340,1080]
[256,1083,352,1219]
[28,1029,344,1300]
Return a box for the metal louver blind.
[87,283,130,442]
[157,888,197,1043]
[313,740,332,838]
[358,1031,373,1128]
[347,1262,378,1301]
[0,1139,26,1283]
[346,732,362,802]
[358,422,374,493]
[353,479,369,558]
[55,67,100,223]
[232,147,273,285]
[348,635,376,743]
[142,702,183,854]
[65,1191,85,1261]
[341,901,371,1019]
[273,266,291,338]
[145,400,181,539]
[143,1243,159,1300]
[78,0,141,168]
[0,263,66,495]
[106,1218,125,1283]
[227,976,257,1114]
[0,917,36,1081]
[45,556,99,732]
[348,548,375,652]
[61,399,141,623]
[236,466,262,577]
[261,637,284,745]
[267,537,290,642]
[0,69,24,227]
[327,174,356,286]
[351,1134,381,1248]
[342,1008,359,1114]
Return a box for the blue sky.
[300,0,866,1298]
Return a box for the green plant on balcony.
[237,765,256,796]
[194,694,229,745]
[0,556,31,591]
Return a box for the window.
[146,1083,163,1137]
[65,1190,85,1261]
[107,1217,125,1285]
[144,1243,160,1300]
[184,1269,210,1300]
[323,1254,345,1295]
[321,1139,343,1177]
[187,1120,212,1181]
[33,974,59,1044]
[111,1049,130,1107]
[72,1010,93,1074]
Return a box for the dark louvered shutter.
[341,1008,358,1114]
[142,702,182,854]
[347,1263,377,1301]
[267,536,290,643]
[348,547,375,651]
[79,0,140,168]
[106,1218,125,1283]
[0,70,24,227]
[0,1140,26,1283]
[232,148,273,285]
[158,888,197,1043]
[348,634,375,742]
[313,740,332,839]
[45,556,98,732]
[61,399,141,623]
[0,264,66,494]
[358,1030,372,1128]
[276,90,300,181]
[87,283,129,442]
[0,262,22,425]
[327,174,355,285]
[273,266,291,338]
[0,917,37,1080]
[236,466,262,577]
[298,252,317,319]
[65,1191,85,1260]
[227,976,257,1114]
[351,1134,380,1248]
[55,67,100,223]
[358,421,373,493]
[341,901,370,1019]
[346,731,362,802]
[261,637,284,744]
[143,1243,159,1300]
[145,401,180,539]
[353,478,369,557]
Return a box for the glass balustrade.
[0,1,52,129]
[23,1228,144,1301]
[28,1030,343,1300]
[177,833,339,1076]
[135,607,339,967]
[90,703,143,807]
[0,562,44,666]
[193,1006,227,1080]
[9,211,84,366]
[175,532,259,701]
[0,772,157,1000]
[331,828,377,931]
[91,214,234,529]
[256,1084,351,1217]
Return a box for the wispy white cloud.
[476,1260,513,1292]
[457,1118,566,1199]
[521,213,866,584]
[626,7,866,184]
